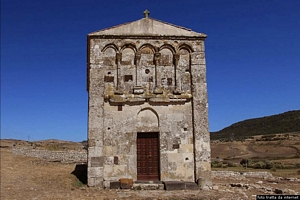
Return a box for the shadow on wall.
[71,163,87,184]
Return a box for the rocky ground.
[1,140,299,200]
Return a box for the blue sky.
[1,0,300,142]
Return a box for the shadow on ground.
[71,163,87,184]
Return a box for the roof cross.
[143,10,150,18]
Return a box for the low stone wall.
[212,171,241,177]
[242,171,274,179]
[212,171,274,180]
[12,147,87,163]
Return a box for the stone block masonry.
[12,147,87,163]
[87,11,211,189]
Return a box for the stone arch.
[159,44,176,54]
[119,47,135,91]
[138,44,156,90]
[139,43,156,54]
[102,46,117,92]
[177,43,193,53]
[159,48,174,66]
[101,46,117,67]
[102,43,119,53]
[120,43,137,53]
[158,48,175,90]
[179,48,191,67]
[178,46,192,93]
[136,108,159,132]
[120,47,135,66]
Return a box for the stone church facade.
[87,12,211,189]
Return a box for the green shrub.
[253,161,266,169]
[240,159,248,167]
[295,163,300,168]
[274,162,284,169]
[227,162,237,167]
[222,161,237,167]
[264,160,275,169]
[270,167,277,172]
[240,159,253,168]
[211,160,223,168]
[135,186,142,190]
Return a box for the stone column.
[135,52,141,86]
[173,53,180,94]
[153,52,162,94]
[190,46,212,189]
[116,52,122,92]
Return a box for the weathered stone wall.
[99,102,194,188]
[87,17,210,189]
[12,147,87,163]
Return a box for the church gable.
[89,15,206,38]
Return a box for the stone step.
[133,182,164,190]
[110,180,199,190]
[163,181,199,190]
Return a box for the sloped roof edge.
[88,17,206,37]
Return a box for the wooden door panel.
[137,132,159,180]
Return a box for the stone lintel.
[136,126,159,132]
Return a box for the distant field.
[211,133,300,160]
[211,133,300,179]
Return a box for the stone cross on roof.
[143,10,150,18]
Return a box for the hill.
[210,110,300,141]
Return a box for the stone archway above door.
[136,108,159,132]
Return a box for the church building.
[87,11,211,189]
